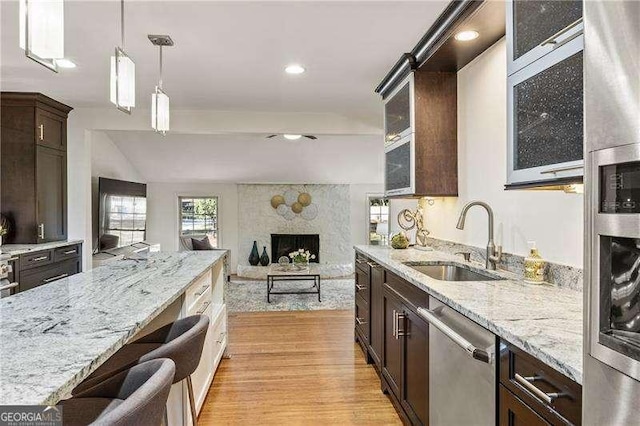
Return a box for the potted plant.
[289,248,315,269]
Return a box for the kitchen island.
[0,250,227,422]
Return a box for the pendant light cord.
[120,0,125,47]
[159,46,163,89]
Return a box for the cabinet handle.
[355,258,366,264]
[43,273,68,283]
[31,255,49,262]
[366,261,381,269]
[196,301,211,315]
[38,223,45,239]
[216,331,227,344]
[355,284,366,292]
[540,18,583,46]
[396,312,406,338]
[540,165,584,175]
[39,124,44,140]
[392,310,397,338]
[514,373,565,405]
[0,282,19,292]
[195,285,209,296]
[355,317,367,326]
[63,250,77,255]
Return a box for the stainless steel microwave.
[385,134,415,197]
[589,143,640,381]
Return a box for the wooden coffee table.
[267,264,321,303]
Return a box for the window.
[104,194,147,246]
[179,197,219,248]
[368,196,389,245]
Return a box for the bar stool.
[74,315,210,425]
[59,358,175,426]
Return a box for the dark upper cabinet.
[384,71,458,198]
[1,92,72,243]
[507,0,583,75]
[506,0,584,188]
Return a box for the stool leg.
[186,375,198,426]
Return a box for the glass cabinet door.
[384,76,413,145]
[507,0,583,75]
[507,35,584,186]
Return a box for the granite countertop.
[355,245,583,384]
[0,239,84,256]
[0,250,227,405]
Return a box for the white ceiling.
[104,130,384,184]
[0,0,448,122]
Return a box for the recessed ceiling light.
[285,64,305,75]
[454,30,480,41]
[55,58,76,68]
[284,134,302,140]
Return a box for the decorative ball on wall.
[276,204,289,216]
[300,203,318,220]
[298,192,312,207]
[284,190,299,206]
[270,195,285,209]
[271,188,317,221]
[291,202,304,214]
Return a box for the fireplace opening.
[271,234,320,263]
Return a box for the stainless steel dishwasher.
[417,296,496,426]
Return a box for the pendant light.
[110,0,135,114]
[148,35,173,135]
[19,0,65,72]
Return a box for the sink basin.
[403,262,504,282]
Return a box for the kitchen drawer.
[19,258,79,293]
[54,244,81,262]
[355,267,370,306]
[185,268,212,310]
[355,254,370,273]
[355,297,370,345]
[385,271,428,311]
[20,250,54,270]
[500,340,582,425]
[188,285,212,316]
[500,384,550,426]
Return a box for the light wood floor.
[199,310,401,425]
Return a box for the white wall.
[90,131,144,183]
[391,40,583,268]
[145,182,239,271]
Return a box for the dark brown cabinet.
[368,263,384,368]
[1,92,72,244]
[14,243,82,294]
[500,384,549,426]
[382,287,404,400]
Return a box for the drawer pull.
[196,301,211,315]
[63,250,77,255]
[31,256,49,262]
[38,224,45,239]
[514,373,564,404]
[43,273,68,283]
[0,282,19,291]
[355,317,367,326]
[540,18,583,46]
[195,285,209,296]
[366,261,381,269]
[39,124,44,140]
[355,258,366,264]
[216,331,227,344]
[355,284,366,291]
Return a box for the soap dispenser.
[524,241,547,283]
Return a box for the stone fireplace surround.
[236,184,354,279]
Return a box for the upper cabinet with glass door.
[507,0,583,76]
[506,0,584,187]
[384,74,414,146]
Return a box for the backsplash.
[423,237,583,291]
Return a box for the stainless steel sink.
[403,262,504,281]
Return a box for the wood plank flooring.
[199,310,401,425]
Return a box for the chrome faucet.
[456,201,502,270]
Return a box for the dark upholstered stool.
[59,358,175,426]
[74,315,210,425]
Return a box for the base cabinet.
[500,384,549,426]
[368,264,384,368]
